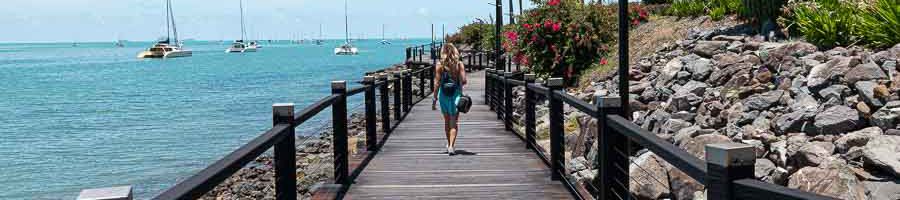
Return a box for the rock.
[808,56,861,90]
[835,127,883,153]
[668,93,702,112]
[675,80,709,96]
[813,105,861,135]
[656,58,684,88]
[682,55,713,81]
[790,93,820,113]
[680,134,731,159]
[709,63,751,86]
[629,152,671,200]
[864,180,900,200]
[792,142,835,167]
[669,169,704,200]
[846,62,888,84]
[768,42,818,62]
[712,35,745,42]
[818,84,850,100]
[857,81,886,108]
[862,135,900,178]
[662,119,693,135]
[872,101,900,130]
[693,41,729,57]
[755,158,788,184]
[674,125,702,145]
[742,90,787,111]
[787,162,868,200]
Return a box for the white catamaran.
[334,0,358,55]
[380,24,391,45]
[138,0,192,58]
[227,0,257,53]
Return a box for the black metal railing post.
[547,77,564,181]
[393,72,402,121]
[428,66,434,96]
[495,70,504,119]
[594,96,626,199]
[272,103,297,200]
[403,70,413,112]
[363,76,378,151]
[503,72,513,131]
[331,81,349,186]
[419,46,424,62]
[405,47,411,63]
[378,74,391,133]
[419,70,425,98]
[524,74,536,150]
[706,143,755,200]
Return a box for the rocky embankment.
[580,31,900,199]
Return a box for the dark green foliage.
[741,0,786,33]
[857,0,900,48]
[667,0,705,17]
[792,0,861,48]
[642,0,672,4]
[666,0,742,20]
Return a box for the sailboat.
[227,0,256,53]
[334,0,358,55]
[138,0,192,58]
[380,24,391,45]
[314,24,325,46]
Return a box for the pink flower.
[600,58,608,65]
[551,22,561,32]
[505,31,518,42]
[544,20,553,29]
[523,23,532,30]
[548,0,560,6]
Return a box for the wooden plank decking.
[345,70,572,199]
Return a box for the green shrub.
[792,0,861,48]
[668,0,705,17]
[741,0,786,32]
[710,6,727,20]
[642,0,672,4]
[857,0,900,48]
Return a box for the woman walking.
[433,43,466,155]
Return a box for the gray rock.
[835,127,883,153]
[790,93,820,113]
[662,119,693,135]
[856,81,885,108]
[682,55,713,81]
[818,84,850,100]
[808,56,861,90]
[693,41,729,57]
[814,105,861,135]
[862,135,900,178]
[742,90,787,111]
[787,162,868,200]
[629,152,671,199]
[675,80,709,96]
[655,58,683,88]
[872,101,900,130]
[846,62,888,84]
[674,125,702,145]
[755,158,787,184]
[680,134,731,159]
[863,180,900,200]
[792,142,835,167]
[669,93,702,112]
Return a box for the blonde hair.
[440,43,461,80]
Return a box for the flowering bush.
[506,0,618,83]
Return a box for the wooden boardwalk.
[345,70,572,199]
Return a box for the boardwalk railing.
[146,43,448,200]
[485,70,839,200]
[406,42,491,71]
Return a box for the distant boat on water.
[314,24,325,46]
[334,0,358,55]
[227,0,256,53]
[115,40,126,47]
[380,24,391,45]
[138,0,192,58]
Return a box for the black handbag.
[457,94,472,113]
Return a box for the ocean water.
[0,39,428,200]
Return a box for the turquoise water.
[0,39,428,199]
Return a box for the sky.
[0,0,538,43]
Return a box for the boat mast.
[165,0,171,42]
[382,24,385,41]
[344,0,349,44]
[240,0,246,41]
[168,0,179,44]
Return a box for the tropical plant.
[792,0,861,48]
[667,0,706,17]
[856,0,900,48]
[741,0,787,33]
[507,0,616,83]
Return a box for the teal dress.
[438,72,462,116]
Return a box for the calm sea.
[0,39,428,199]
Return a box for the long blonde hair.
[440,43,461,80]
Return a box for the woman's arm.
[433,64,441,99]
[459,63,467,86]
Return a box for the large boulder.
[682,55,713,81]
[791,142,835,167]
[872,101,900,130]
[808,56,861,90]
[861,135,900,178]
[693,41,729,57]
[787,161,868,200]
[773,110,816,134]
[835,127,883,153]
[813,105,861,135]
[856,81,886,108]
[742,90,787,111]
[845,62,888,84]
[655,58,684,88]
[629,152,671,200]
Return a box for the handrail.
[486,72,834,200]
[154,124,293,199]
[733,179,839,200]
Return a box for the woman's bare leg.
[448,115,459,149]
[443,114,451,147]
